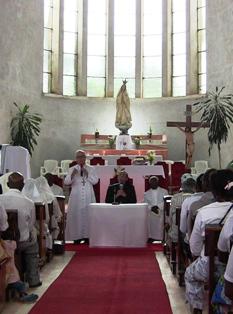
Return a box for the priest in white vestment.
[64,150,98,243]
[144,176,168,241]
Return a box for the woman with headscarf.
[35,176,62,240]
[22,178,53,250]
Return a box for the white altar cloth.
[93,165,165,202]
[88,203,148,247]
[116,135,134,150]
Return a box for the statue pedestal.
[115,135,135,150]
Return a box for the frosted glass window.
[198,52,206,73]
[173,12,186,33]
[87,78,105,97]
[63,54,77,76]
[198,0,206,7]
[143,57,162,77]
[64,0,78,12]
[198,7,206,30]
[144,16,162,35]
[115,0,135,36]
[44,29,52,50]
[144,0,162,15]
[114,57,135,78]
[115,36,136,57]
[144,35,162,56]
[114,79,135,98]
[143,79,162,98]
[63,32,77,54]
[43,73,51,93]
[198,74,206,94]
[88,17,106,35]
[88,35,106,56]
[173,55,186,76]
[43,51,52,72]
[172,0,186,12]
[88,0,106,14]
[64,11,78,32]
[173,33,186,54]
[87,56,105,77]
[173,77,186,96]
[63,76,76,96]
[44,4,53,28]
[198,30,206,51]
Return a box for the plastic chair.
[40,160,59,176]
[191,160,209,175]
[90,157,105,165]
[116,157,132,165]
[155,161,169,190]
[59,160,73,176]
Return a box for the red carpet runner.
[30,245,172,314]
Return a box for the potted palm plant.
[193,86,233,168]
[10,102,43,155]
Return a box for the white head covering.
[35,176,55,204]
[22,178,43,202]
[35,176,62,221]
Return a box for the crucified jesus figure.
[176,125,203,168]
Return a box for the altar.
[80,134,168,159]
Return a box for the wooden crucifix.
[167,104,209,168]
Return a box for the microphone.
[119,183,124,190]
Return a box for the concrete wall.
[0,0,232,177]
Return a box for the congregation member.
[64,150,98,244]
[0,203,8,233]
[185,169,233,314]
[105,170,137,204]
[23,178,53,250]
[187,168,216,239]
[167,177,196,243]
[0,172,41,288]
[179,174,204,260]
[36,176,62,240]
[144,176,168,241]
[213,203,233,310]
[225,247,233,301]
[44,172,64,196]
[1,228,39,303]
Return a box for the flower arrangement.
[146,150,156,165]
[108,135,116,148]
[133,137,141,149]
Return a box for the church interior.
[1,0,233,313]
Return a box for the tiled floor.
[2,250,205,314]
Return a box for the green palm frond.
[193,86,233,168]
[10,103,43,155]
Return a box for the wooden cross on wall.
[167,104,209,168]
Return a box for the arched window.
[43,0,206,98]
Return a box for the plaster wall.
[0,0,232,177]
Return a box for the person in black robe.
[105,171,137,204]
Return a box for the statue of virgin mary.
[115,80,132,134]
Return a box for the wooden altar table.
[93,165,165,202]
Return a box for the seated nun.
[22,178,53,250]
[35,176,62,240]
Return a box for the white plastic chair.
[59,160,73,176]
[40,160,59,176]
[191,160,209,175]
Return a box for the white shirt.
[50,184,64,196]
[180,192,203,234]
[0,189,36,242]
[217,213,233,253]
[190,201,232,257]
[0,204,8,231]
[224,246,233,283]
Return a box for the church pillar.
[162,0,172,97]
[186,0,198,95]
[106,0,114,97]
[51,0,64,95]
[77,0,88,96]
[135,0,142,98]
